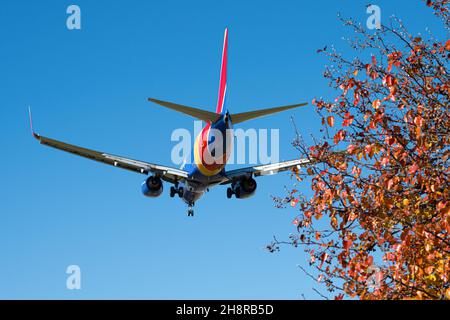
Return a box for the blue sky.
[0,0,444,299]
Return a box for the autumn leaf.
[333,130,346,144]
[372,55,377,66]
[372,99,381,109]
[347,144,357,154]
[343,239,353,251]
[408,163,419,175]
[327,116,335,127]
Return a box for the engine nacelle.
[232,177,257,199]
[141,176,163,197]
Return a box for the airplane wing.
[221,158,311,183]
[29,110,188,184]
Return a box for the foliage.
[273,1,450,300]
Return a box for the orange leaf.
[315,231,321,241]
[327,116,335,127]
[372,99,381,109]
[445,39,450,51]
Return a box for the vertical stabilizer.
[216,28,228,115]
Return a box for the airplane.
[29,28,311,216]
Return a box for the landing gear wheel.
[170,186,176,198]
[227,187,233,199]
[187,208,194,217]
[178,187,184,198]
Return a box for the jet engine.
[227,177,257,199]
[141,176,163,197]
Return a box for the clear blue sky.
[0,0,443,299]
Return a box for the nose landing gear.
[187,204,194,217]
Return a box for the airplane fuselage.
[181,113,234,205]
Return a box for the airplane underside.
[141,172,259,216]
[172,181,207,216]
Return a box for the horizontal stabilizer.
[231,103,307,124]
[148,98,220,123]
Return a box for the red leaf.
[343,112,354,127]
[372,55,377,66]
[387,178,395,190]
[347,144,357,154]
[343,239,353,250]
[319,252,329,269]
[408,163,419,175]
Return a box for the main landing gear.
[170,186,183,198]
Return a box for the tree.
[272,1,450,300]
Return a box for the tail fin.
[231,102,308,124]
[216,28,228,115]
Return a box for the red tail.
[215,28,228,114]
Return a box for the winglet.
[28,106,40,140]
